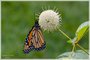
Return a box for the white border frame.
[0,0,89,60]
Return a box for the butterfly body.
[24,21,46,53]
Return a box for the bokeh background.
[1,1,89,59]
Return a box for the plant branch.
[72,44,76,53]
[69,44,76,57]
[76,43,89,55]
[58,28,72,41]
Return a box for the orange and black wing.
[23,27,35,53]
[31,28,46,51]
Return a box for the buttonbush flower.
[39,10,61,31]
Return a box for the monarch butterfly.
[23,20,46,53]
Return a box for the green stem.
[76,44,89,55]
[72,44,76,53]
[69,44,76,58]
[58,28,72,41]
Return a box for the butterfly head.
[34,20,40,28]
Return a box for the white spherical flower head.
[39,10,61,31]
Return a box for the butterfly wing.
[23,27,35,53]
[31,28,46,51]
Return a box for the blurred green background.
[1,1,89,59]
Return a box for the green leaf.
[57,50,89,59]
[67,40,72,44]
[75,21,89,43]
